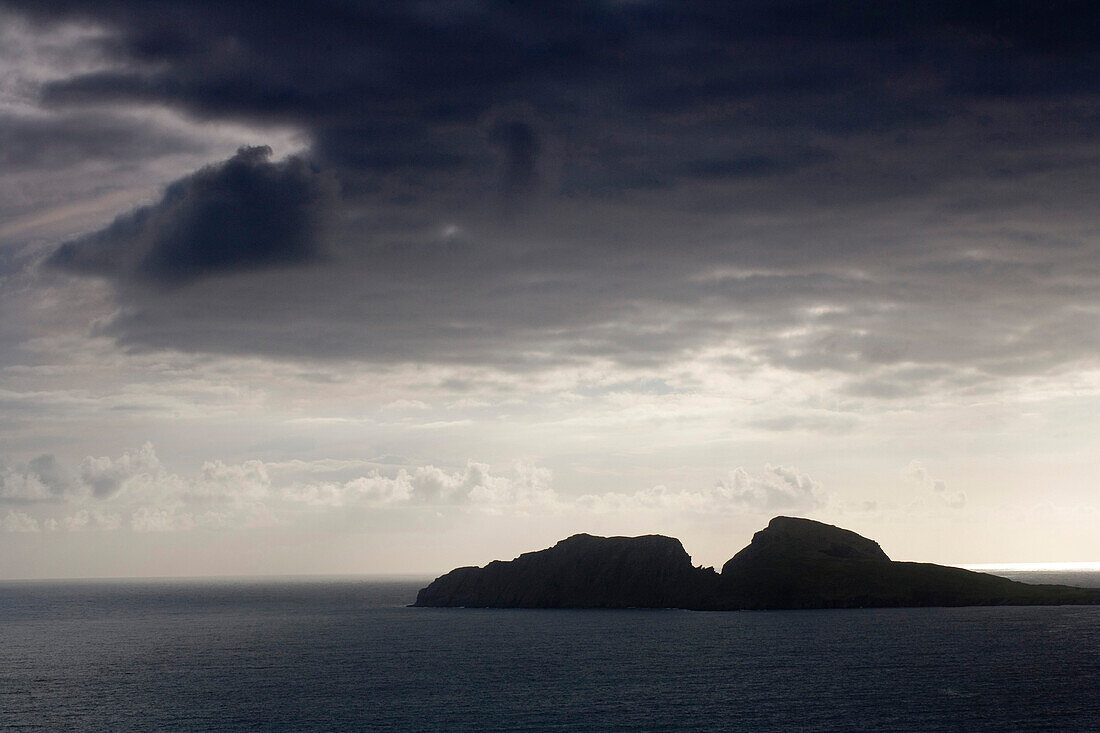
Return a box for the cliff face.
[414,517,1100,610]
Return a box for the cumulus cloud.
[79,442,161,498]
[2,444,274,532]
[47,146,333,286]
[2,509,40,532]
[282,472,412,508]
[280,460,556,513]
[716,465,826,512]
[276,458,824,519]
[2,446,559,531]
[190,460,271,502]
[0,444,830,532]
[466,462,556,512]
[0,454,75,503]
[129,506,177,533]
[1,465,52,503]
[577,464,825,516]
[62,508,121,531]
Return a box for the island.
[413,516,1100,610]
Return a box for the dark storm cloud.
[47,146,333,286]
[7,0,1100,382]
[491,119,540,202]
[678,147,834,181]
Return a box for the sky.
[1,1,1099,579]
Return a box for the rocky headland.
[414,516,1100,610]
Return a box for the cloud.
[381,399,430,411]
[129,506,176,533]
[79,442,161,498]
[0,454,75,503]
[490,118,540,203]
[0,111,204,170]
[714,465,826,512]
[0,444,280,532]
[902,460,928,485]
[129,504,279,533]
[61,508,121,531]
[677,147,834,181]
[282,473,411,508]
[0,466,49,503]
[577,464,826,516]
[460,461,557,515]
[943,491,967,509]
[280,460,556,512]
[748,413,857,434]
[47,146,333,286]
[2,0,1099,388]
[2,509,40,532]
[8,444,277,532]
[189,460,271,502]
[26,454,75,493]
[2,445,562,530]
[0,445,832,532]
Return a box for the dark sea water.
[2,572,1099,732]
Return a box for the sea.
[2,571,1098,732]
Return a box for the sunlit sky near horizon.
[1,1,1099,579]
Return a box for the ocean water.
[2,573,1099,732]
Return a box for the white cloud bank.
[0,444,829,533]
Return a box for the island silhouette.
[414,516,1100,610]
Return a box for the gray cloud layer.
[0,111,204,170]
[5,0,1100,387]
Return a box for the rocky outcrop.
[713,516,1098,609]
[413,517,1100,610]
[414,533,717,608]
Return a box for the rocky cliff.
[413,517,1100,610]
[713,516,1097,609]
[414,533,716,608]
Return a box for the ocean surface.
[2,572,1099,732]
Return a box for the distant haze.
[1,1,1098,578]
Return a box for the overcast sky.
[2,1,1099,578]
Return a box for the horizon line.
[960,562,1100,572]
[5,563,1100,583]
